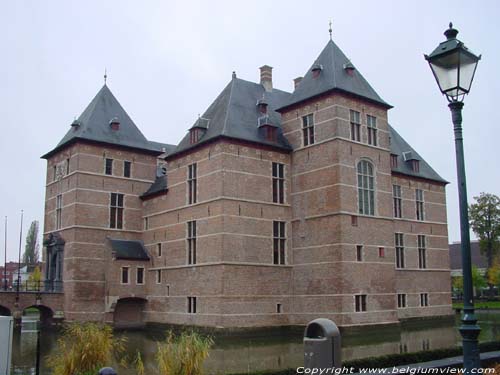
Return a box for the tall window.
[418,235,427,269]
[272,163,284,204]
[188,296,197,314]
[158,243,162,257]
[136,267,144,285]
[188,163,197,204]
[355,294,367,312]
[121,266,129,284]
[156,270,162,284]
[416,189,425,221]
[56,194,62,229]
[393,185,402,218]
[350,110,361,142]
[397,293,407,308]
[367,115,377,146]
[356,245,363,262]
[105,158,113,175]
[395,233,405,269]
[273,221,286,265]
[110,193,124,229]
[302,114,314,146]
[187,221,197,265]
[420,293,429,307]
[144,217,149,230]
[390,154,398,168]
[357,160,375,216]
[124,161,131,178]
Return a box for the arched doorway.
[0,305,11,316]
[113,297,146,328]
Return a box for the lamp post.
[425,23,481,372]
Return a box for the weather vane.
[104,68,107,85]
[329,20,332,40]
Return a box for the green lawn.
[453,300,500,309]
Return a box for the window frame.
[136,267,144,285]
[397,293,407,308]
[355,294,367,312]
[187,220,197,265]
[350,110,361,142]
[187,163,197,205]
[110,193,124,229]
[418,235,427,269]
[420,293,429,307]
[302,114,315,146]
[188,296,197,314]
[395,233,405,269]
[367,115,377,146]
[272,162,285,204]
[120,266,130,285]
[357,160,375,216]
[156,269,162,284]
[55,194,62,229]
[393,185,402,218]
[273,221,286,265]
[105,158,113,175]
[356,245,363,262]
[416,189,425,221]
[123,160,131,178]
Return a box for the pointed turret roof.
[278,40,391,111]
[167,76,292,158]
[42,85,171,158]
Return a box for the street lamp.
[425,23,481,372]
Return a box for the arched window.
[357,160,375,216]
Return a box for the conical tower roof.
[42,85,168,158]
[279,40,391,111]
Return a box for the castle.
[42,37,452,328]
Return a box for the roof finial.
[328,20,332,40]
[104,68,107,85]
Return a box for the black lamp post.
[425,23,481,372]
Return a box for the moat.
[11,312,500,374]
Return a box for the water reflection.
[10,313,500,375]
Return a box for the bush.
[47,322,125,375]
[156,330,214,375]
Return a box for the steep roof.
[389,125,447,184]
[109,238,150,261]
[167,76,292,158]
[279,40,391,111]
[449,241,485,270]
[42,85,170,158]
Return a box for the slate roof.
[42,85,171,158]
[279,40,391,111]
[449,241,486,270]
[167,77,292,158]
[389,125,447,184]
[109,238,150,261]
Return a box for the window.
[395,233,405,268]
[273,221,286,265]
[397,293,406,308]
[190,129,200,144]
[356,245,363,262]
[411,160,420,173]
[390,154,398,168]
[110,193,124,229]
[367,115,377,146]
[187,163,197,204]
[136,267,144,285]
[124,161,131,178]
[355,294,367,312]
[351,215,358,226]
[105,158,113,175]
[393,185,402,218]
[420,293,429,307]
[350,110,361,142]
[156,270,162,284]
[277,303,282,313]
[121,267,129,284]
[416,189,425,221]
[158,243,162,257]
[378,247,385,258]
[418,235,427,269]
[265,126,277,142]
[187,221,197,265]
[144,217,149,230]
[302,114,315,146]
[272,163,284,204]
[53,165,57,181]
[55,194,62,229]
[66,158,70,175]
[188,296,197,314]
[357,160,375,216]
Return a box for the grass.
[453,300,500,309]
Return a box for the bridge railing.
[1,280,63,293]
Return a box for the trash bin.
[304,318,341,369]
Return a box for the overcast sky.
[1,0,498,262]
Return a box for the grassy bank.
[453,301,500,309]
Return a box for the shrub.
[156,330,214,375]
[47,322,125,375]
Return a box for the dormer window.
[311,63,323,79]
[344,61,355,76]
[258,115,277,142]
[264,126,277,142]
[257,98,268,114]
[190,128,200,144]
[109,117,120,130]
[390,154,398,168]
[189,117,209,144]
[71,119,81,131]
[411,160,420,173]
[402,151,420,173]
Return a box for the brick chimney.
[293,76,303,90]
[259,65,273,92]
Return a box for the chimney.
[293,76,303,90]
[259,65,273,92]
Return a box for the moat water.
[10,312,500,375]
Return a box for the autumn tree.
[469,193,500,297]
[23,220,40,266]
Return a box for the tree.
[469,192,500,297]
[22,220,40,266]
[472,265,487,291]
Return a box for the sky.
[0,0,499,262]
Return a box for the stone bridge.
[0,290,64,325]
